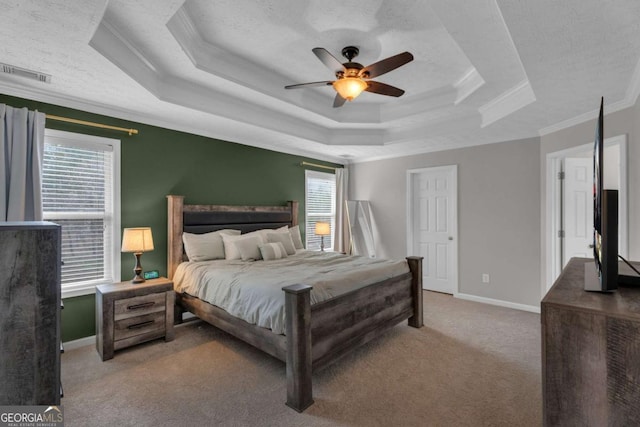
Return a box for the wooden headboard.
[166,195,299,279]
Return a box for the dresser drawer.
[114,311,165,342]
[114,292,165,321]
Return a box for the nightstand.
[96,277,175,361]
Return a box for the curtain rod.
[301,161,342,171]
[45,114,139,136]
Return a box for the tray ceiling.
[1,0,639,163]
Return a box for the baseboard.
[62,313,201,350]
[455,293,541,314]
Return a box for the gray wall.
[539,101,640,287]
[349,137,541,307]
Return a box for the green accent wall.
[61,295,96,342]
[0,94,340,342]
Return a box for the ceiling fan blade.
[285,81,333,89]
[365,81,405,97]
[313,48,346,74]
[360,52,413,79]
[333,93,346,108]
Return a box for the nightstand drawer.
[114,311,165,341]
[114,292,165,321]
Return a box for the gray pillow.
[259,242,288,260]
[234,235,264,261]
[266,232,296,255]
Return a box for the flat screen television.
[586,97,619,291]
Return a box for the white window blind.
[42,129,121,297]
[305,170,336,250]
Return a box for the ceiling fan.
[285,46,414,108]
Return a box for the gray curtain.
[334,167,350,254]
[0,104,46,221]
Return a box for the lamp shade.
[332,77,368,101]
[121,227,154,253]
[315,222,331,236]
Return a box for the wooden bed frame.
[167,195,423,412]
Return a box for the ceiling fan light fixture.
[332,77,367,101]
[285,47,413,107]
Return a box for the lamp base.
[131,252,146,284]
[131,274,145,284]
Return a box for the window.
[305,170,336,251]
[42,129,121,298]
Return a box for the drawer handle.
[127,320,154,330]
[127,301,155,311]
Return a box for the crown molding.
[538,56,640,137]
[538,96,633,136]
[454,67,485,105]
[89,19,160,95]
[478,79,536,127]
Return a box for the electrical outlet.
[482,274,490,283]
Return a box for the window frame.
[43,128,121,298]
[305,169,336,251]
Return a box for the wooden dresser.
[0,222,61,405]
[542,257,640,426]
[96,278,174,360]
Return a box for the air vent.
[1,63,51,83]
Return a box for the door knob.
[588,244,594,249]
[448,236,453,241]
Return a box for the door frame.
[406,165,459,295]
[545,134,628,293]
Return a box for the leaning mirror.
[346,200,376,258]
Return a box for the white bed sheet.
[173,250,409,334]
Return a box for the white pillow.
[182,229,240,261]
[223,233,263,260]
[266,232,296,255]
[251,226,288,242]
[235,235,264,261]
[288,225,304,250]
[259,242,288,260]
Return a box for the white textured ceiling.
[1,0,639,164]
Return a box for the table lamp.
[315,222,331,252]
[121,227,154,283]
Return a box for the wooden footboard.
[282,256,423,411]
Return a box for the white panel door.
[562,157,593,268]
[410,166,457,294]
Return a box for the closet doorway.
[545,135,627,293]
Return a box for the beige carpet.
[61,292,542,426]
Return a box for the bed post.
[167,195,185,324]
[406,256,424,328]
[282,284,314,412]
[166,195,184,280]
[288,200,299,227]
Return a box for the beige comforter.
[173,250,409,334]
